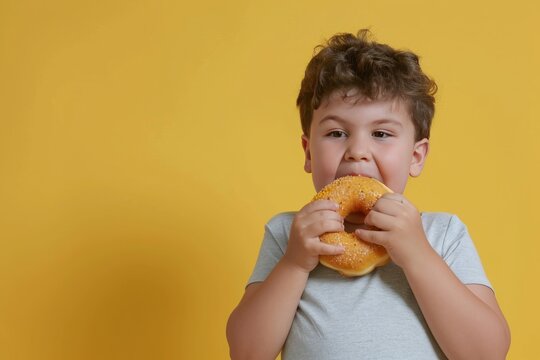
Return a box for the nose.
[344,140,371,162]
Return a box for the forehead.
[314,89,412,122]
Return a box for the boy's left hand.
[355,193,434,269]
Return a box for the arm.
[356,194,510,360]
[226,260,309,360]
[226,200,344,360]
[403,249,510,359]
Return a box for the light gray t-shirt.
[248,212,492,360]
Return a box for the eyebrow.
[319,115,403,128]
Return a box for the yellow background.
[1,0,538,359]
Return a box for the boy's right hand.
[283,200,345,273]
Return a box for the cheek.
[378,153,407,176]
[380,153,412,191]
[310,146,341,189]
[320,148,342,171]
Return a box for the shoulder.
[422,213,491,287]
[421,212,468,233]
[265,211,296,231]
[421,212,471,253]
[262,212,297,243]
[247,212,297,285]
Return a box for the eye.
[327,130,347,138]
[372,131,391,138]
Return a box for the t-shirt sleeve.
[440,215,492,289]
[247,214,291,286]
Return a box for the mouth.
[340,173,373,179]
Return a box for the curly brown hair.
[296,29,437,141]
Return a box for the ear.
[409,138,429,177]
[301,134,312,173]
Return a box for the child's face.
[302,90,429,194]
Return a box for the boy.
[226,30,510,359]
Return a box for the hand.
[283,200,345,273]
[355,193,433,269]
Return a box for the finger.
[313,209,343,224]
[355,228,387,247]
[380,192,408,204]
[304,217,345,236]
[315,242,345,256]
[299,209,343,231]
[372,197,403,217]
[300,199,340,215]
[364,209,396,231]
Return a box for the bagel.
[312,175,392,277]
